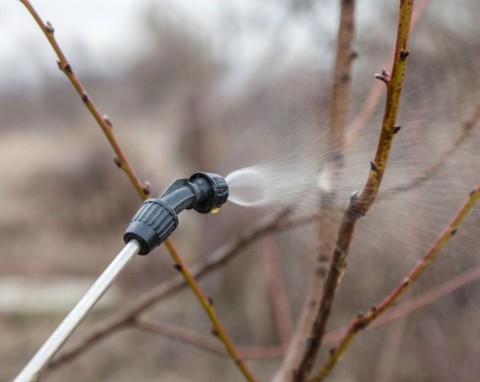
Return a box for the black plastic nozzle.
[123,172,228,255]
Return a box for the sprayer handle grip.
[123,199,178,255]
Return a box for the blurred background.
[1,0,480,381]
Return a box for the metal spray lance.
[14,172,229,382]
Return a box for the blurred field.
[1,1,480,381]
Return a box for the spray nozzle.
[123,172,229,255]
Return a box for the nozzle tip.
[189,172,229,213]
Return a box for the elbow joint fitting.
[123,172,228,255]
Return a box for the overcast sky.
[1,0,161,86]
[1,1,239,86]
[1,0,343,90]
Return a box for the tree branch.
[19,1,257,380]
[263,237,294,346]
[345,0,430,147]
[135,318,286,360]
[134,317,226,356]
[273,1,356,380]
[311,184,480,381]
[46,209,292,373]
[137,256,480,365]
[329,0,357,157]
[18,0,149,200]
[167,239,259,382]
[293,2,415,380]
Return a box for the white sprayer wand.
[14,172,229,381]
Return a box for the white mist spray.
[226,165,334,208]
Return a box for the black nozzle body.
[123,172,228,255]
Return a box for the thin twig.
[48,233,480,374]
[45,198,478,372]
[329,0,357,157]
[371,262,480,330]
[294,2,415,380]
[135,318,286,359]
[18,0,149,200]
[135,318,226,356]
[137,256,480,362]
[311,184,480,381]
[263,236,294,346]
[345,0,430,147]
[317,261,480,345]
[46,209,291,372]
[167,239,259,382]
[19,1,257,380]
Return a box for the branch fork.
[290,1,415,380]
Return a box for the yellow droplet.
[211,207,220,214]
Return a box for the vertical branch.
[273,1,356,381]
[294,1,415,380]
[263,236,294,347]
[329,0,356,158]
[345,0,429,147]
